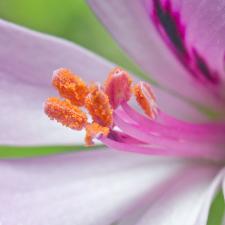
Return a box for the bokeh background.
[0,1,223,224]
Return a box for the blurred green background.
[0,0,223,224]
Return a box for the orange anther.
[85,83,113,127]
[134,81,158,119]
[85,122,109,146]
[52,68,89,106]
[44,97,87,130]
[104,67,132,109]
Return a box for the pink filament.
[100,133,225,160]
[99,103,225,161]
[121,103,225,140]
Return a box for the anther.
[44,97,87,130]
[104,67,132,109]
[85,83,113,127]
[85,122,109,146]
[52,68,89,106]
[134,81,158,119]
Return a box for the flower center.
[44,67,225,161]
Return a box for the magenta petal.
[0,150,214,225]
[88,0,225,112]
[0,20,113,146]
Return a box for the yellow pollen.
[133,82,158,119]
[52,68,89,106]
[85,83,113,127]
[44,97,87,130]
[85,122,109,146]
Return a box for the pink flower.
[0,0,225,225]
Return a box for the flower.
[0,0,225,225]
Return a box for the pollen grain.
[85,122,109,146]
[134,81,158,119]
[85,83,113,127]
[104,67,132,109]
[44,97,87,130]
[52,68,89,106]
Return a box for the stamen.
[52,68,89,106]
[85,122,109,146]
[104,67,132,109]
[85,83,113,127]
[134,81,159,119]
[44,97,87,130]
[44,67,225,161]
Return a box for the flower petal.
[0,19,113,146]
[0,150,220,225]
[116,162,222,225]
[87,0,225,113]
[194,167,225,225]
[153,86,209,122]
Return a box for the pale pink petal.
[153,86,208,122]
[117,163,221,225]
[176,0,225,80]
[87,0,225,113]
[194,167,225,225]
[122,76,207,121]
[0,150,219,225]
[0,19,113,146]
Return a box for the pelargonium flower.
[0,0,225,225]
